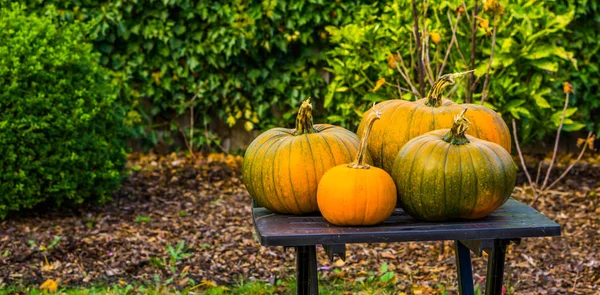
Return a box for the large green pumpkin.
[243,99,366,215]
[391,110,517,221]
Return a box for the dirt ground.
[0,152,598,294]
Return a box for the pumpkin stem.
[442,109,471,145]
[425,70,474,107]
[349,104,381,169]
[294,98,316,135]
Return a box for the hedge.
[25,0,600,149]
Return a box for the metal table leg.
[485,239,509,295]
[454,240,475,295]
[296,245,318,295]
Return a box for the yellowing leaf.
[40,279,59,292]
[387,53,399,70]
[478,17,490,30]
[244,121,254,131]
[429,32,441,44]
[226,115,236,127]
[199,279,217,288]
[152,71,161,84]
[371,78,386,92]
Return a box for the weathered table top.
[252,199,561,246]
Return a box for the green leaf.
[379,271,395,283]
[533,95,551,108]
[531,60,558,72]
[562,122,586,131]
[551,107,578,125]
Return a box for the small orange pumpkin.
[357,73,511,173]
[243,99,366,214]
[317,108,397,226]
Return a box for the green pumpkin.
[391,109,517,221]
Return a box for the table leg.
[296,245,318,295]
[454,240,475,295]
[485,239,508,295]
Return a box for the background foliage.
[0,4,128,217]
[325,0,596,143]
[20,0,600,149]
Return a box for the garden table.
[252,198,560,295]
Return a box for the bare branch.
[396,51,422,98]
[545,132,594,191]
[535,161,543,186]
[540,92,570,190]
[481,12,497,105]
[512,119,538,200]
[466,1,478,103]
[411,0,426,96]
[462,0,471,23]
[439,11,462,78]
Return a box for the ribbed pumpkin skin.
[357,98,511,173]
[317,165,396,226]
[243,124,363,214]
[391,130,516,221]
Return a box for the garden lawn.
[0,153,598,294]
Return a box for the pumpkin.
[391,109,517,221]
[317,108,396,226]
[357,73,511,173]
[243,99,367,215]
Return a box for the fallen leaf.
[40,279,59,292]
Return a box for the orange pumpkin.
[357,73,511,173]
[317,108,396,226]
[243,99,367,214]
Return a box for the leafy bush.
[25,0,600,149]
[27,0,374,150]
[0,4,129,217]
[324,0,587,143]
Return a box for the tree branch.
[412,0,426,97]
[396,51,422,98]
[540,91,570,190]
[466,1,478,103]
[480,12,497,105]
[438,11,462,78]
[512,119,537,200]
[545,132,594,192]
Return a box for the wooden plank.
[252,199,561,246]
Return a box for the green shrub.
[0,4,129,218]
[25,0,600,148]
[324,0,586,143]
[28,0,374,150]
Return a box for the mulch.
[0,152,598,294]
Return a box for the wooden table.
[252,199,561,295]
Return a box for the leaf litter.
[0,152,597,294]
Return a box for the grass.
[0,264,454,295]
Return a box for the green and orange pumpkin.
[317,108,396,226]
[391,110,517,221]
[357,73,511,173]
[242,99,367,214]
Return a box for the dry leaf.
[40,279,59,292]
[199,279,217,288]
[372,78,386,92]
[387,53,399,70]
[563,81,574,94]
[429,32,441,44]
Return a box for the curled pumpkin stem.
[442,108,471,145]
[349,104,381,169]
[294,98,316,135]
[425,70,475,107]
